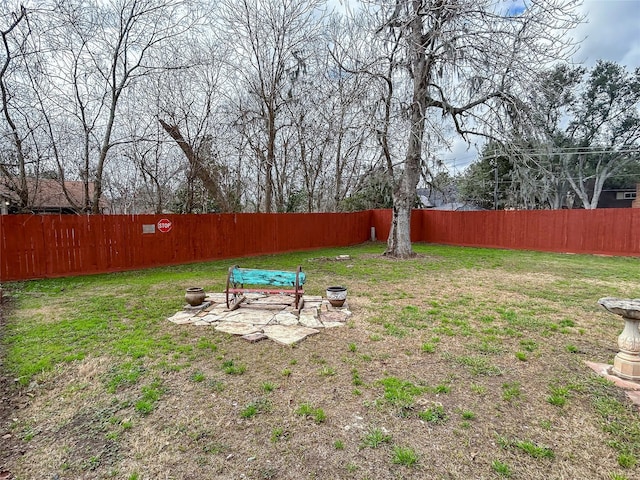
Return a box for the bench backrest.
[230,267,306,287]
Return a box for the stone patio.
[167,292,351,346]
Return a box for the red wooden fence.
[1,208,639,282]
[0,212,371,282]
[415,209,640,256]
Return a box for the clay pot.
[326,286,347,307]
[185,287,206,306]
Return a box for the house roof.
[0,177,108,212]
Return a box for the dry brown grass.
[2,245,640,479]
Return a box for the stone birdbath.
[598,297,640,381]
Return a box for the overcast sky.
[574,0,640,69]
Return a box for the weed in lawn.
[383,322,406,338]
[461,410,476,420]
[566,344,579,353]
[196,337,217,351]
[610,474,629,480]
[421,342,436,353]
[351,368,364,386]
[547,385,570,407]
[271,427,286,443]
[310,353,326,364]
[134,379,164,415]
[240,403,258,418]
[419,403,448,424]
[104,361,145,393]
[392,446,418,467]
[474,340,503,354]
[202,442,227,454]
[346,463,359,473]
[21,425,36,441]
[376,377,428,409]
[491,460,511,477]
[222,360,246,375]
[207,379,224,392]
[514,439,555,459]
[399,305,431,330]
[281,368,292,377]
[433,383,450,394]
[295,403,326,424]
[617,453,637,469]
[353,388,362,396]
[502,382,522,402]
[240,398,271,419]
[191,371,205,382]
[313,409,326,424]
[261,381,276,393]
[361,428,392,448]
[519,339,538,352]
[348,342,357,352]
[448,354,502,376]
[515,351,527,361]
[471,384,487,395]
[334,440,345,450]
[319,365,336,376]
[369,334,382,341]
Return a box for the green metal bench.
[225,265,306,310]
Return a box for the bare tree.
[357,0,581,257]
[50,0,203,213]
[220,0,325,213]
[0,4,30,210]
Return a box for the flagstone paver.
[168,293,350,345]
[299,312,323,328]
[322,321,345,328]
[274,312,299,326]
[321,310,349,323]
[215,322,262,336]
[168,311,196,324]
[249,295,295,305]
[242,332,268,343]
[262,325,320,346]
[224,310,276,325]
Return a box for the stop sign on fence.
[157,218,172,233]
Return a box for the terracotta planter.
[185,287,206,306]
[326,286,347,307]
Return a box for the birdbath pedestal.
[598,297,640,381]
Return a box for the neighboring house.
[416,188,484,211]
[0,178,109,214]
[596,185,638,209]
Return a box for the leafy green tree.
[459,143,512,210]
[514,61,640,209]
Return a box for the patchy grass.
[2,243,640,479]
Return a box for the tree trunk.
[385,2,427,258]
[159,119,225,211]
[264,104,277,213]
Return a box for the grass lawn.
[1,243,640,479]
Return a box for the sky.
[574,0,640,69]
[444,0,640,172]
